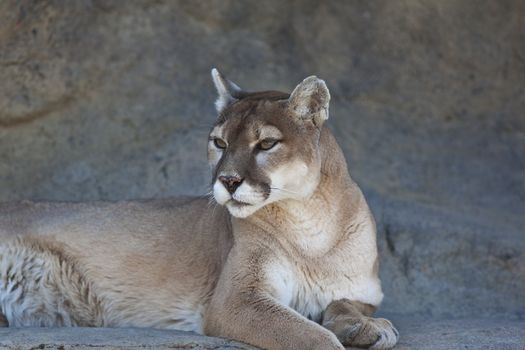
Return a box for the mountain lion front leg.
[322,299,398,350]
[205,291,344,350]
[204,249,344,350]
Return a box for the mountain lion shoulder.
[0,70,398,350]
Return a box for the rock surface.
[393,318,525,350]
[0,0,524,347]
[0,327,257,350]
[1,319,524,350]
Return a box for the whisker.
[270,187,301,196]
[201,186,217,208]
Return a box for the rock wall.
[1,0,524,319]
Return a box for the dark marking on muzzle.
[219,175,244,194]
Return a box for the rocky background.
[0,0,524,342]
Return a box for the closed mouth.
[229,199,252,206]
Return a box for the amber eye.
[258,139,279,151]
[213,138,227,149]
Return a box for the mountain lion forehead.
[210,122,283,142]
[257,125,282,140]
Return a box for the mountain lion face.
[208,69,330,218]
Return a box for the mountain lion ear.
[211,68,242,113]
[288,76,330,127]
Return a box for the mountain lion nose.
[219,175,243,194]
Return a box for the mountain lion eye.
[258,139,279,151]
[213,138,227,149]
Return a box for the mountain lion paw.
[339,317,398,350]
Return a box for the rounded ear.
[288,76,330,126]
[211,68,242,113]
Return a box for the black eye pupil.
[213,139,278,150]
[214,139,227,149]
[259,140,278,150]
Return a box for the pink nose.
[219,175,243,194]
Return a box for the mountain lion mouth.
[225,198,262,218]
[229,199,252,206]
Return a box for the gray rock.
[0,327,257,349]
[393,318,525,350]
[1,319,524,350]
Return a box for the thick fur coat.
[0,70,398,350]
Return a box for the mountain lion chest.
[265,253,354,322]
[263,223,382,322]
[260,216,351,321]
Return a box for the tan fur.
[0,71,397,350]
[323,299,398,349]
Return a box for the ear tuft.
[288,76,330,126]
[211,68,242,113]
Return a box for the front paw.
[338,317,398,350]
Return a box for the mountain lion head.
[208,69,330,218]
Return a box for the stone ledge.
[0,327,257,350]
[1,318,523,350]
[393,318,525,350]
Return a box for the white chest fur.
[267,258,383,322]
[265,217,384,322]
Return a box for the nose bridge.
[215,119,255,179]
[217,146,250,178]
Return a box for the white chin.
[225,201,261,218]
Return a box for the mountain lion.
[0,70,398,350]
